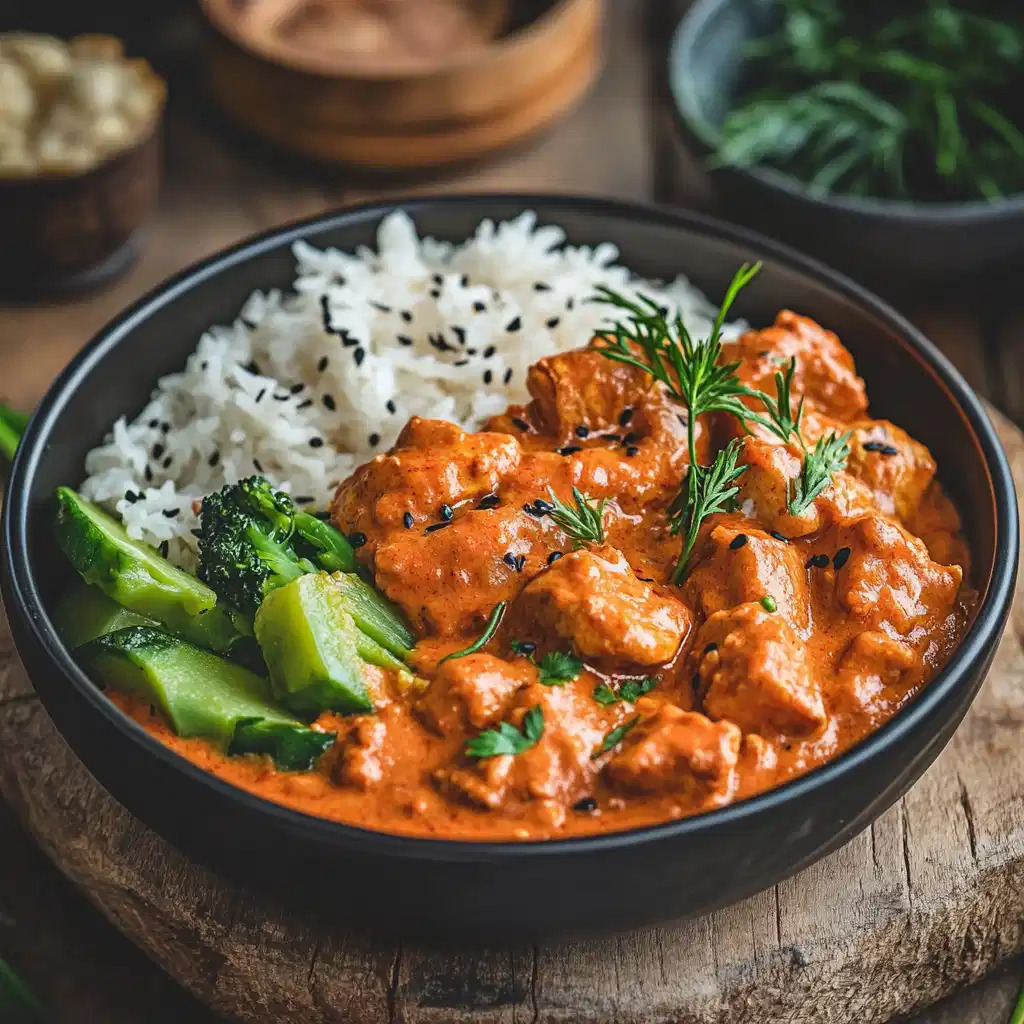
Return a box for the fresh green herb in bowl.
[712,0,1024,203]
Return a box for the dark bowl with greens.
[667,0,1024,289]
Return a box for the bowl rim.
[666,0,1024,221]
[3,192,1018,864]
[200,0,588,83]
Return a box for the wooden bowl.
[200,0,601,170]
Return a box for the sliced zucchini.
[331,571,414,657]
[54,487,243,655]
[229,718,335,771]
[254,573,373,715]
[51,582,156,649]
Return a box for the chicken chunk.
[725,310,868,422]
[331,418,521,539]
[684,519,811,636]
[844,420,936,521]
[829,630,919,729]
[605,705,740,805]
[514,545,692,669]
[439,682,605,825]
[332,711,393,791]
[829,515,963,636]
[693,602,827,736]
[415,653,532,736]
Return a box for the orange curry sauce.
[114,310,975,840]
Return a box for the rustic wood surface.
[1,1,1023,1021]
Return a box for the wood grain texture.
[0,407,1021,1024]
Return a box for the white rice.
[80,210,743,571]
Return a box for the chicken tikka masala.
[85,266,974,843]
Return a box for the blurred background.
[1,1,1023,1020]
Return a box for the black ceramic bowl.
[2,195,1017,941]
[667,0,1024,291]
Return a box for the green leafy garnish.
[545,487,607,547]
[593,677,656,706]
[465,705,544,759]
[591,716,641,759]
[538,650,582,686]
[787,430,853,516]
[439,601,507,664]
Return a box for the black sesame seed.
[253,458,264,473]
[534,499,555,514]
[162,456,173,470]
[309,437,324,449]
[862,440,886,452]
[511,417,530,432]
[505,316,522,332]
[483,370,493,385]
[159,541,169,558]
[349,532,368,548]
[618,408,634,427]
[770,531,789,543]
[806,553,830,569]
[573,796,598,813]
[400,310,413,323]
[533,282,552,292]
[625,446,640,457]
[124,491,139,503]
[403,511,414,529]
[317,356,329,372]
[323,394,336,411]
[503,368,513,384]
[425,522,452,534]
[677,414,688,427]
[833,546,852,571]
[371,302,392,313]
[144,466,153,483]
[255,388,267,402]
[473,301,486,313]
[478,494,500,510]
[558,445,582,456]
[604,434,622,443]
[369,433,381,447]
[454,359,470,367]
[162,508,180,518]
[432,273,443,286]
[440,504,454,522]
[514,555,527,572]
[294,495,315,504]
[148,418,159,429]
[200,361,208,371]
[523,502,539,516]
[881,444,900,456]
[430,289,441,300]
[386,399,396,414]
[297,399,313,410]
[208,450,221,468]
[291,382,306,395]
[703,642,718,655]
[483,345,497,359]
[151,443,165,459]
[460,274,470,287]
[452,326,467,345]
[566,297,575,310]
[273,393,290,401]
[546,317,561,329]
[353,347,365,366]
[729,534,748,550]
[621,431,639,445]
[161,422,171,434]
[517,641,537,655]
[397,335,414,347]
[547,551,564,565]
[503,552,516,568]
[575,425,590,438]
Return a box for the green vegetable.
[787,430,853,516]
[1010,985,1024,1024]
[465,705,544,759]
[712,0,1024,201]
[77,626,334,768]
[51,581,157,649]
[439,601,507,664]
[254,573,372,715]
[760,595,778,613]
[54,487,244,655]
[330,571,414,658]
[229,718,336,771]
[593,677,656,706]
[545,487,607,548]
[0,402,27,464]
[592,716,641,759]
[538,650,582,686]
[0,957,49,1024]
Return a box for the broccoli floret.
[197,477,357,620]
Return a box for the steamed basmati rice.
[80,210,743,571]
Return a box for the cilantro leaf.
[592,716,641,759]
[465,706,544,759]
[592,683,619,706]
[593,678,656,706]
[538,650,582,686]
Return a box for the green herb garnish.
[466,705,544,759]
[538,650,582,686]
[593,677,656,706]
[787,430,853,516]
[1010,983,1024,1024]
[592,715,641,759]
[439,600,507,664]
[760,594,778,613]
[545,487,606,547]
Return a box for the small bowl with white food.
[0,33,166,298]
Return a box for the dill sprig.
[788,430,853,516]
[546,487,607,547]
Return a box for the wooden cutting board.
[1,405,1022,1024]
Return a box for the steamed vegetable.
[54,487,245,655]
[330,571,414,658]
[51,581,157,649]
[254,574,373,715]
[77,626,335,769]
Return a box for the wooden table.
[1,2,1022,1020]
